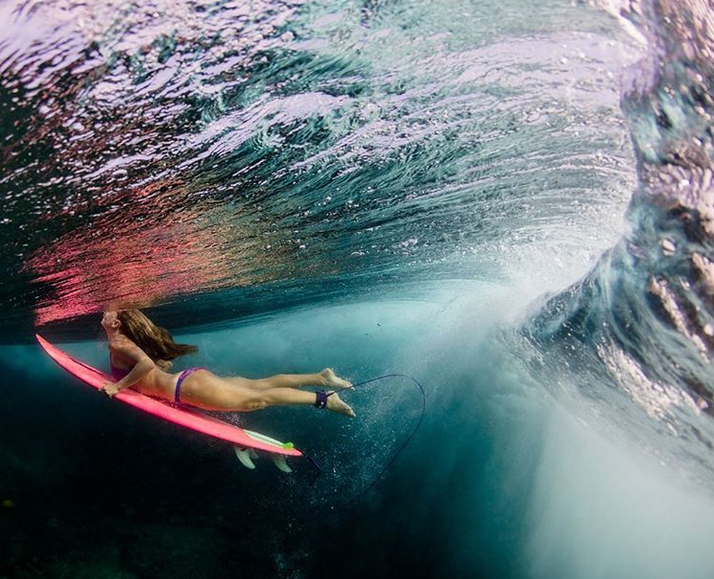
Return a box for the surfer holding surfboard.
[99,309,355,417]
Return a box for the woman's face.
[101,311,119,330]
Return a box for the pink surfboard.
[36,334,302,467]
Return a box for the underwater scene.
[2,0,714,577]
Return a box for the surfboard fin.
[234,446,291,473]
[234,446,258,469]
[271,453,292,473]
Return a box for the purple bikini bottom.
[175,367,206,404]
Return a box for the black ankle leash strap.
[314,389,333,409]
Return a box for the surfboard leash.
[301,373,427,506]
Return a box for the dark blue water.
[3,1,714,578]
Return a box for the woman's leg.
[227,368,352,391]
[180,372,355,416]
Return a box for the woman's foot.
[326,391,356,417]
[320,368,353,390]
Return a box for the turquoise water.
[2,0,714,578]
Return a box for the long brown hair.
[117,309,197,370]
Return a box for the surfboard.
[35,334,302,471]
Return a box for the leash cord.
[303,373,427,505]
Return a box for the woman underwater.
[99,309,356,417]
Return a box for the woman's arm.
[102,341,156,397]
